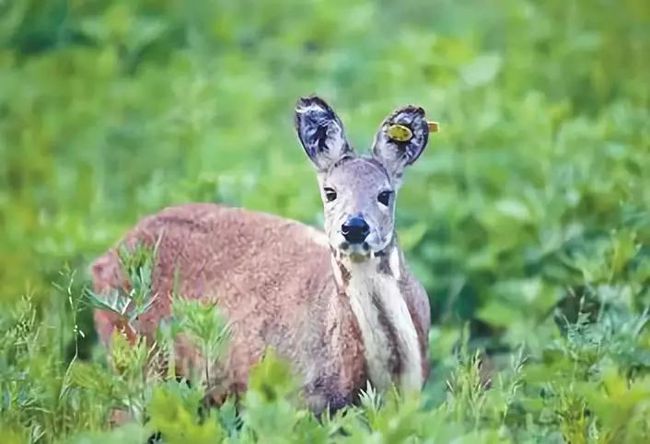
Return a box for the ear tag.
[387,124,413,142]
[427,121,440,133]
[386,121,440,142]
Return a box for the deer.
[91,96,432,414]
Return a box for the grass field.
[1,0,649,442]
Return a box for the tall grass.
[0,0,648,442]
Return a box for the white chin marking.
[348,252,370,263]
[338,243,371,261]
[340,245,372,262]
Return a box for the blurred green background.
[0,0,648,355]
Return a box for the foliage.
[0,0,648,442]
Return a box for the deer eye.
[377,190,393,206]
[324,187,337,202]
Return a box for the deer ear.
[372,105,429,181]
[295,96,353,171]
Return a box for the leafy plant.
[1,0,648,442]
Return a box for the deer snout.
[341,216,370,244]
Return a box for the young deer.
[92,96,432,413]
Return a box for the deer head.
[294,96,430,264]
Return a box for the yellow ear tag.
[387,124,413,142]
[427,121,440,133]
[387,122,440,142]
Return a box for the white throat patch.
[342,254,422,393]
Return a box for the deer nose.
[341,216,370,244]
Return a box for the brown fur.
[92,203,429,412]
[92,95,434,413]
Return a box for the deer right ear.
[372,105,429,183]
[295,96,353,171]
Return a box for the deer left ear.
[372,105,429,181]
[295,96,353,171]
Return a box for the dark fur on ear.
[372,105,429,180]
[294,96,353,171]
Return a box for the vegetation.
[0,0,648,442]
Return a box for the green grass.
[1,0,649,442]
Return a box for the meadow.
[0,0,649,442]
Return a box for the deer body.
[92,97,432,413]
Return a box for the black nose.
[341,216,370,244]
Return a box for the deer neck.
[330,235,422,393]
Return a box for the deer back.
[91,203,367,410]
